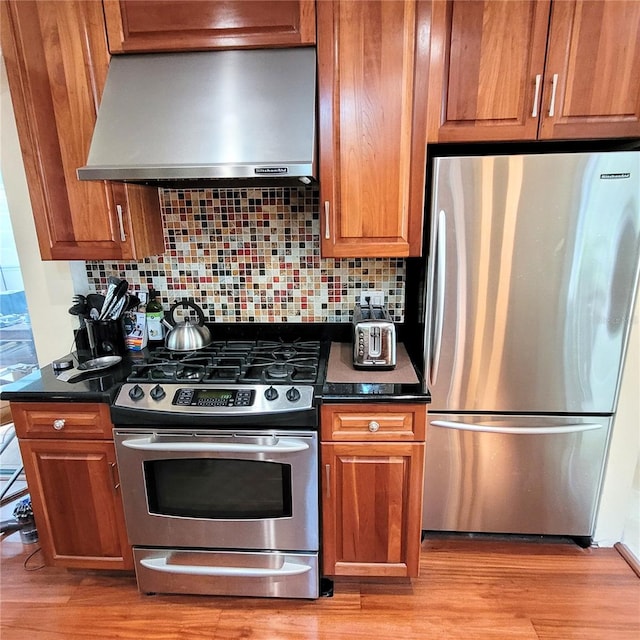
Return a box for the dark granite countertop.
[319,341,429,403]
[0,350,134,404]
[0,323,429,405]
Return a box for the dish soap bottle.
[146,288,164,345]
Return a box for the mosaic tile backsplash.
[85,186,406,323]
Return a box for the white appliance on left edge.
[422,150,640,546]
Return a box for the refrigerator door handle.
[431,420,604,435]
[428,209,447,388]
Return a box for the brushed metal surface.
[133,548,319,599]
[422,414,612,535]
[425,151,640,414]
[114,429,318,551]
[78,49,316,181]
[114,383,315,414]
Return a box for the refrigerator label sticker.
[600,173,631,180]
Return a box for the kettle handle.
[169,298,207,327]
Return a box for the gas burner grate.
[240,358,318,384]
[126,340,321,385]
[202,363,243,382]
[129,361,207,383]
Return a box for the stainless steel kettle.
[161,299,212,351]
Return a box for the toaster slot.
[369,326,382,357]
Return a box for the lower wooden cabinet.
[321,403,427,578]
[11,402,133,571]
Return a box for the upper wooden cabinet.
[103,0,316,53]
[541,1,640,140]
[317,0,431,258]
[1,0,164,261]
[428,0,640,142]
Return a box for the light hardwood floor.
[1,534,638,639]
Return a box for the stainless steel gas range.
[111,340,325,599]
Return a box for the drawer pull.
[53,419,65,431]
[368,421,380,432]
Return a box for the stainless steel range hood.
[77,48,317,185]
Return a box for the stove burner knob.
[286,387,301,402]
[264,386,279,401]
[128,384,145,401]
[150,384,166,401]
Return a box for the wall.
[0,58,79,366]
[85,187,406,322]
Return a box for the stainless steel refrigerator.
[422,151,640,543]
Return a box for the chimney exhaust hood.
[77,48,317,186]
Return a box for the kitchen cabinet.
[11,402,133,571]
[103,0,316,53]
[1,0,164,261]
[317,0,431,258]
[321,403,427,577]
[427,0,640,142]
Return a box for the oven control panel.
[174,388,254,408]
[114,383,315,415]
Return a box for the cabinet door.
[539,0,640,140]
[18,439,133,570]
[317,0,430,258]
[103,0,316,53]
[427,0,551,142]
[1,0,163,261]
[322,441,425,577]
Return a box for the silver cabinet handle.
[53,419,65,431]
[431,420,603,435]
[324,201,331,240]
[368,421,380,432]
[548,73,559,117]
[532,74,541,117]
[140,556,312,577]
[121,437,309,454]
[116,204,127,241]
[325,464,331,499]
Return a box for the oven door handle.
[139,556,312,577]
[120,437,310,454]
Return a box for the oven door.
[114,429,318,552]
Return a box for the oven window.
[144,459,293,519]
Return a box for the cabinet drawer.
[11,403,114,440]
[321,404,426,441]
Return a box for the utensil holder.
[84,319,126,357]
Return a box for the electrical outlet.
[359,290,385,306]
[135,290,148,305]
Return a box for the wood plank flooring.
[1,534,639,639]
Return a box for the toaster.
[352,303,396,370]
